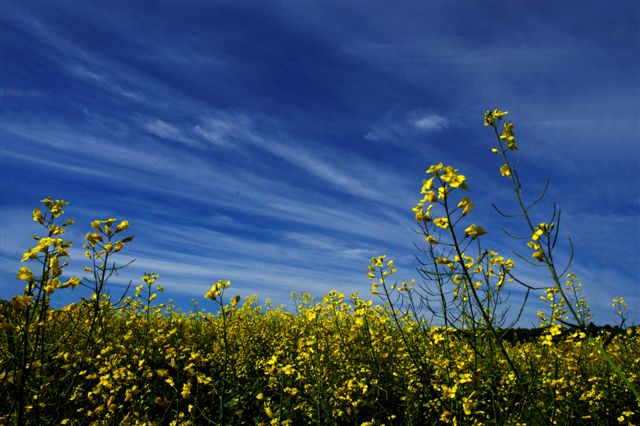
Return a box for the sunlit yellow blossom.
[41,197,68,217]
[33,208,45,224]
[500,122,518,150]
[434,217,449,229]
[425,235,438,244]
[49,257,62,277]
[457,196,473,216]
[115,220,129,233]
[21,249,38,262]
[532,223,552,241]
[421,177,435,193]
[532,228,544,241]
[500,163,511,177]
[483,108,508,126]
[61,277,80,288]
[85,233,103,246]
[496,272,506,288]
[464,224,486,239]
[438,186,449,199]
[527,241,540,250]
[205,279,231,301]
[16,266,34,282]
[441,166,468,189]
[421,191,437,203]
[44,278,60,293]
[549,325,562,336]
[48,224,64,235]
[426,162,444,175]
[532,251,545,262]
[370,255,386,267]
[91,220,102,232]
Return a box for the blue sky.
[1,1,638,326]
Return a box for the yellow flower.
[527,241,540,250]
[549,325,562,336]
[421,177,435,193]
[441,166,468,189]
[32,208,45,224]
[421,191,437,203]
[425,235,438,244]
[44,278,60,293]
[499,164,511,177]
[21,249,38,262]
[532,251,545,262]
[434,217,449,229]
[464,224,486,239]
[205,280,231,300]
[49,256,62,277]
[181,382,192,399]
[438,186,449,199]
[85,233,103,246]
[457,196,473,216]
[16,266,34,281]
[462,397,473,415]
[90,220,102,232]
[483,108,508,126]
[426,162,444,175]
[42,198,68,218]
[61,277,81,289]
[500,122,518,150]
[115,220,129,233]
[532,223,551,241]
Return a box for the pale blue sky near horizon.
[1,1,638,326]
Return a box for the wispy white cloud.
[195,112,402,202]
[413,114,448,131]
[69,64,145,102]
[193,113,254,147]
[141,118,202,148]
[366,110,450,143]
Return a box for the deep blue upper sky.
[1,1,638,325]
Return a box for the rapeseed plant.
[1,111,639,425]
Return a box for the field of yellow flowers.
[1,286,638,425]
[1,110,638,425]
